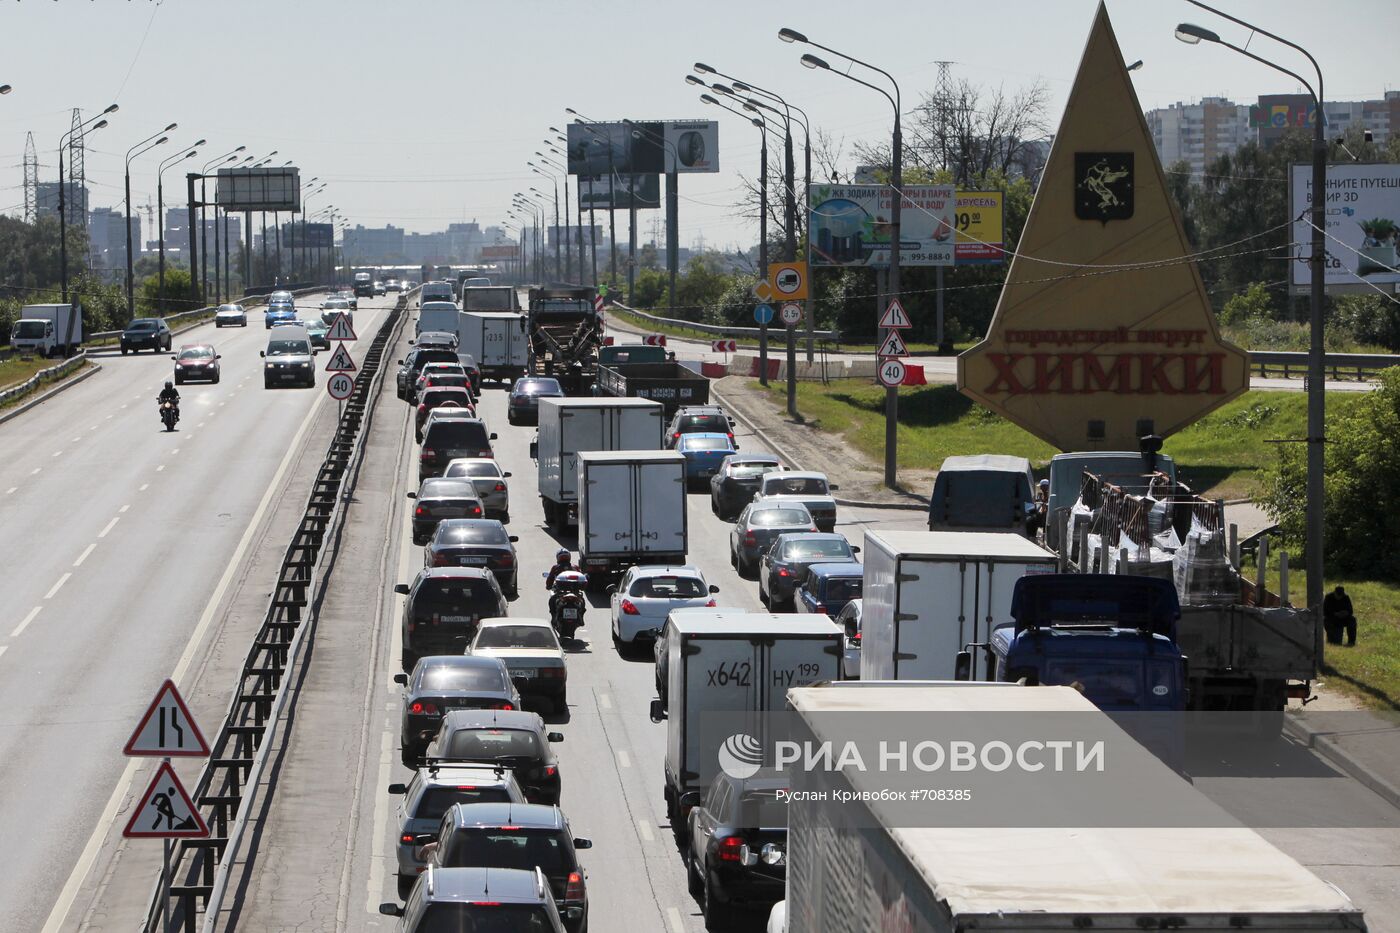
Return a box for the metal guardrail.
[0,350,87,406]
[140,288,408,932]
[609,301,841,342]
[1250,350,1400,382]
[87,286,326,342]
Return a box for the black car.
[709,454,783,521]
[427,803,592,933]
[429,709,564,805]
[398,347,462,401]
[419,418,497,483]
[507,377,564,426]
[409,478,484,545]
[665,405,735,449]
[394,568,509,670]
[393,656,520,767]
[424,519,519,597]
[120,317,172,354]
[759,532,860,610]
[685,773,788,926]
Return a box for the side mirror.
[170,355,178,361]
[529,441,539,460]
[215,354,222,360]
[606,583,617,594]
[406,492,417,499]
[503,471,512,478]
[397,359,404,365]
[379,903,404,917]
[394,583,410,595]
[954,650,972,682]
[387,782,407,795]
[547,731,564,743]
[573,837,593,850]
[489,432,498,440]
[508,535,519,543]
[259,350,265,357]
[678,791,702,813]
[829,483,840,491]
[709,584,720,594]
[393,674,409,688]
[649,698,668,722]
[850,546,861,554]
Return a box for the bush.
[1261,367,1400,576]
[1333,293,1400,351]
[1218,281,1275,325]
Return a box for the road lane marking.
[198,421,206,428]
[365,729,396,914]
[171,448,180,455]
[156,464,165,472]
[119,504,130,513]
[638,819,654,843]
[617,749,631,768]
[138,483,149,492]
[44,573,71,599]
[73,543,97,567]
[105,414,113,420]
[11,606,41,637]
[598,692,612,710]
[52,450,62,458]
[0,646,8,662]
[5,487,15,495]
[98,517,120,538]
[72,436,81,442]
[119,404,127,410]
[30,468,40,475]
[667,907,686,933]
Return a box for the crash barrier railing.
[140,289,409,932]
[1250,350,1399,382]
[608,301,841,344]
[85,286,324,343]
[242,282,319,298]
[0,350,87,406]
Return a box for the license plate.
[512,669,539,680]
[561,608,579,619]
[459,557,488,566]
[439,615,474,624]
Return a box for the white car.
[466,618,567,709]
[335,290,359,311]
[751,470,839,532]
[442,458,511,522]
[214,303,247,327]
[609,565,719,646]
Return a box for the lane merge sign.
[124,679,209,758]
[325,313,357,341]
[123,762,209,839]
[878,358,908,387]
[324,343,358,373]
[878,298,911,329]
[327,372,355,401]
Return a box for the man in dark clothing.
[1322,585,1356,646]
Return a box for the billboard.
[808,183,955,267]
[1289,162,1400,292]
[1249,102,1316,129]
[566,120,719,175]
[480,245,516,261]
[296,222,333,248]
[215,167,300,211]
[954,190,1005,264]
[577,173,660,210]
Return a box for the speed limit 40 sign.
[326,372,355,400]
[877,358,907,387]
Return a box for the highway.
[0,293,400,933]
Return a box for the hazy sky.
[2,0,1396,252]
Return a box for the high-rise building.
[36,181,89,221]
[1146,98,1252,176]
[87,207,140,278]
[342,224,406,263]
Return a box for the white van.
[420,282,455,305]
[417,301,461,340]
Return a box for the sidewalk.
[1285,708,1400,810]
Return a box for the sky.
[1,0,1397,253]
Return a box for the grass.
[0,354,89,408]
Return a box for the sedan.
[408,478,485,545]
[414,331,460,351]
[416,386,475,442]
[427,708,564,805]
[442,458,511,522]
[752,471,840,533]
[676,433,738,488]
[374,280,387,295]
[608,565,718,647]
[264,307,297,329]
[710,454,783,521]
[729,501,818,579]
[467,618,567,710]
[759,532,860,611]
[214,303,247,327]
[420,371,472,396]
[393,656,520,768]
[171,344,221,384]
[120,318,171,354]
[424,519,519,597]
[302,318,331,351]
[507,377,564,426]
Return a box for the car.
[213,303,247,327]
[423,803,591,932]
[379,866,567,932]
[835,598,863,679]
[335,290,359,312]
[507,377,565,426]
[398,347,462,401]
[413,330,460,351]
[424,519,519,597]
[320,299,353,327]
[386,278,403,292]
[751,471,840,533]
[301,317,331,350]
[729,501,818,579]
[665,405,735,449]
[759,532,860,610]
[409,478,485,546]
[420,281,455,304]
[794,562,864,619]
[374,280,387,296]
[389,764,527,899]
[442,458,511,522]
[269,289,294,305]
[260,330,315,388]
[120,317,172,354]
[264,307,297,329]
[419,418,497,483]
[393,655,520,767]
[608,565,718,647]
[416,387,476,443]
[420,407,483,442]
[416,371,473,404]
[467,618,566,708]
[412,362,472,404]
[685,772,788,926]
[394,568,510,671]
[676,433,738,487]
[427,709,564,806]
[710,455,784,521]
[171,344,221,384]
[457,354,482,395]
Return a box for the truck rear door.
[681,637,764,788]
[763,635,840,708]
[893,559,972,680]
[583,461,635,556]
[636,459,686,556]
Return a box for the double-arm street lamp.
[124,123,176,316]
[59,103,118,302]
[536,146,574,282]
[157,140,204,302]
[528,167,563,282]
[1175,0,1328,613]
[567,109,622,288]
[550,125,597,286]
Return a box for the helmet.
[164,380,173,390]
[555,548,571,562]
[1039,479,1049,489]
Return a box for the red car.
[172,344,221,384]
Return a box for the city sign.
[809,184,955,267]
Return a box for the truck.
[461,285,518,312]
[783,682,1367,933]
[416,301,461,340]
[534,397,663,532]
[860,530,1058,682]
[577,450,687,583]
[926,454,1036,534]
[458,311,528,383]
[1046,449,1177,550]
[526,286,602,394]
[647,612,843,837]
[595,360,710,414]
[353,271,375,298]
[10,303,83,358]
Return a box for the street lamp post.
[568,110,620,289]
[529,170,563,282]
[157,143,203,307]
[200,146,245,303]
[784,28,904,488]
[538,146,574,282]
[58,104,118,303]
[124,123,176,317]
[1175,2,1328,612]
[550,130,592,286]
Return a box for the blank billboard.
[216,167,301,211]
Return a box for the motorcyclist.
[545,548,579,618]
[157,381,181,424]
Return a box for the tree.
[1218,281,1276,325]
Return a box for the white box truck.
[648,612,842,835]
[784,682,1366,932]
[861,530,1057,682]
[11,303,83,357]
[577,450,687,581]
[458,311,528,384]
[534,397,664,531]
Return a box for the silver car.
[608,565,718,646]
[214,303,247,327]
[442,458,511,522]
[729,500,817,578]
[751,471,840,532]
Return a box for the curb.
[0,361,102,427]
[1283,713,1400,810]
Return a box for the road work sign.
[123,762,208,839]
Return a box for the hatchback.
[171,344,221,384]
[608,565,718,646]
[381,866,566,931]
[395,568,509,670]
[710,454,783,521]
[394,656,520,767]
[423,519,518,597]
[685,773,789,926]
[120,317,172,354]
[665,405,735,449]
[428,708,564,805]
[302,317,331,350]
[409,478,485,545]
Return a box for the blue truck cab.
[960,574,1187,712]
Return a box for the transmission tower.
[67,108,86,229]
[933,61,955,178]
[23,132,38,223]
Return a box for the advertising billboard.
[480,245,516,261]
[1289,163,1400,292]
[215,167,301,212]
[954,190,1005,264]
[576,173,660,210]
[808,183,955,267]
[298,222,333,248]
[566,120,719,175]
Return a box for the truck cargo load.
[527,286,602,393]
[534,397,663,531]
[462,285,519,312]
[577,450,688,581]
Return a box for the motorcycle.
[158,397,180,432]
[544,569,588,641]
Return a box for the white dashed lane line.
[119,504,130,513]
[156,465,165,472]
[97,517,120,538]
[73,543,97,567]
[5,487,15,495]
[44,573,71,599]
[139,483,149,492]
[10,606,41,638]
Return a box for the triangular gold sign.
[957,3,1249,451]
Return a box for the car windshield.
[782,539,851,561]
[474,625,558,650]
[439,522,509,545]
[178,347,213,360]
[14,320,46,338]
[415,786,513,821]
[427,375,469,388]
[414,580,500,616]
[630,576,707,599]
[417,662,506,692]
[267,340,308,356]
[682,437,732,451]
[127,320,158,331]
[679,414,728,432]
[750,508,810,527]
[823,578,863,602]
[729,462,779,479]
[421,480,478,500]
[444,829,569,876]
[304,320,327,332]
[218,305,241,312]
[445,727,543,761]
[766,477,829,496]
[446,461,500,478]
[417,903,555,932]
